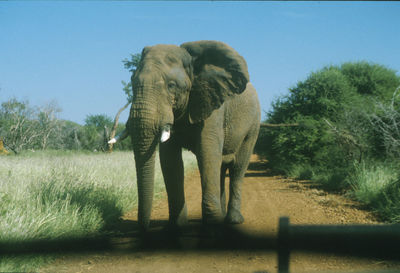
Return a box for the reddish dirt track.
[41,156,400,273]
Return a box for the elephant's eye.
[168,81,177,90]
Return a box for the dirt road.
[42,157,400,273]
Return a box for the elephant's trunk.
[135,140,156,231]
[131,107,159,231]
[130,83,173,231]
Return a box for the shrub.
[256,61,400,221]
[257,61,400,176]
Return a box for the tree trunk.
[103,125,109,152]
[260,123,299,128]
[108,101,130,152]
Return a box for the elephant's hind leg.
[220,165,228,217]
[225,134,257,224]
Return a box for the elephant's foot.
[202,201,225,225]
[225,208,244,225]
[168,204,188,228]
[202,213,225,225]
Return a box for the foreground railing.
[278,217,400,273]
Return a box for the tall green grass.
[286,160,400,223]
[347,161,400,222]
[348,162,397,205]
[0,150,197,271]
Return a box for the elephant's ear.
[181,41,249,123]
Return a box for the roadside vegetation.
[0,98,132,153]
[0,150,197,272]
[256,61,400,223]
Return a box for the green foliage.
[348,161,398,205]
[81,114,114,151]
[256,61,400,221]
[0,98,64,152]
[286,66,355,119]
[122,53,141,73]
[122,80,133,103]
[286,164,314,180]
[375,180,400,223]
[0,98,133,152]
[121,53,141,103]
[340,61,400,98]
[84,114,113,129]
[257,61,400,168]
[59,120,82,150]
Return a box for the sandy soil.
[41,156,400,273]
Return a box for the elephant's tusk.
[160,128,171,143]
[108,129,129,144]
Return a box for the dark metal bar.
[289,222,400,258]
[277,216,400,273]
[278,217,290,273]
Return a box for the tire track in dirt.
[41,156,400,273]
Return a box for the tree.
[84,114,113,129]
[36,100,62,150]
[108,53,141,151]
[83,114,113,151]
[59,120,82,150]
[369,86,400,158]
[340,61,400,98]
[256,61,400,178]
[0,98,40,153]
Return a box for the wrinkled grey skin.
[127,40,261,231]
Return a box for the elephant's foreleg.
[159,141,187,227]
[226,136,256,224]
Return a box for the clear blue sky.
[1,2,399,124]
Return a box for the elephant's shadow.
[108,218,276,253]
[4,218,272,273]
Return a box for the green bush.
[257,61,400,172]
[256,61,400,220]
[286,164,314,180]
[376,180,400,223]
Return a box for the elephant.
[118,40,261,231]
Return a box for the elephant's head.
[128,40,249,230]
